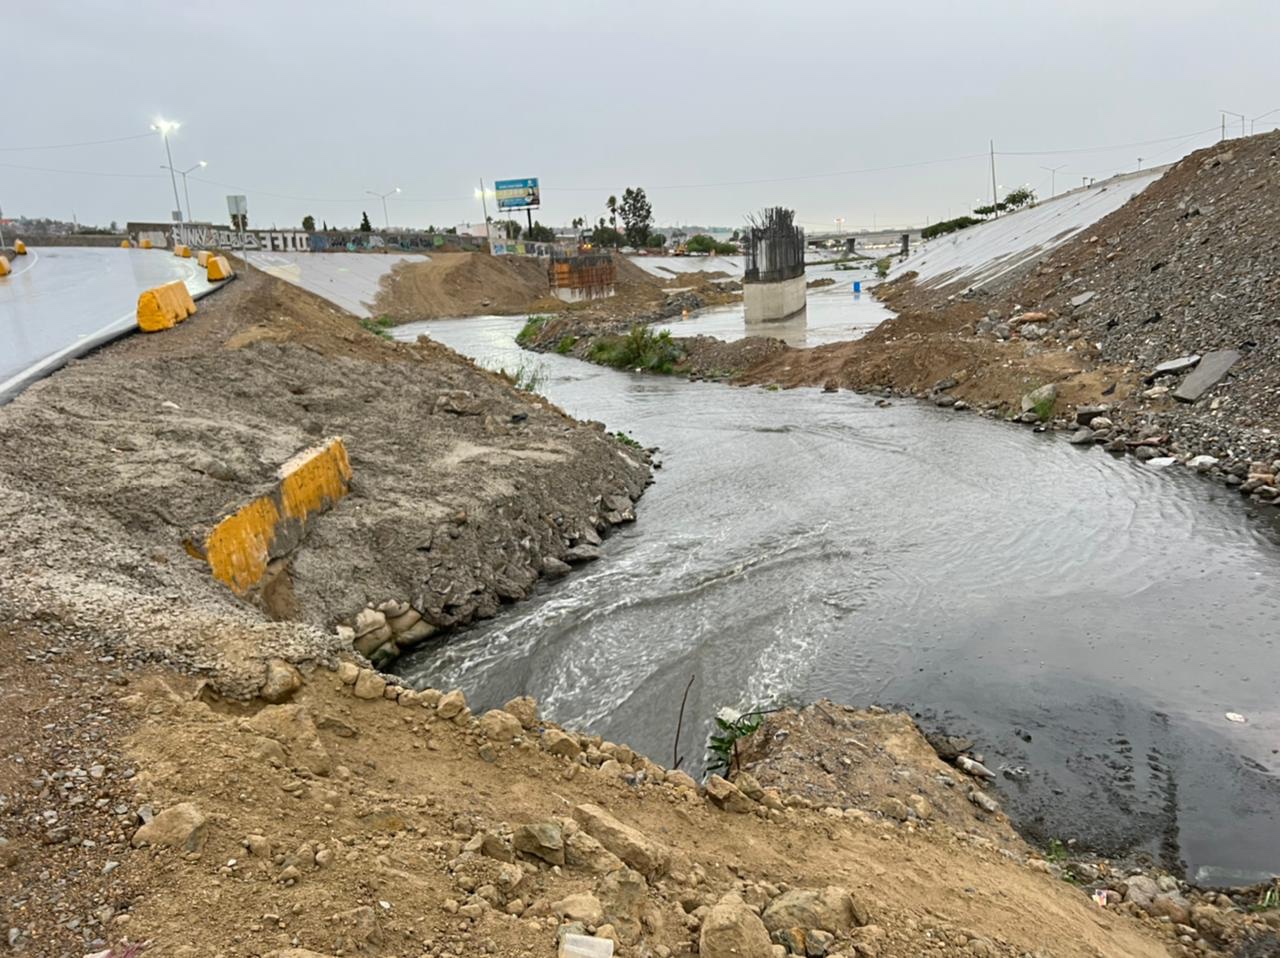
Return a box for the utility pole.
[1137,157,1143,171]
[989,140,1000,219]
[1040,164,1065,197]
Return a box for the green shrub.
[359,315,395,339]
[921,216,983,241]
[685,234,738,255]
[554,335,577,355]
[874,256,892,279]
[707,708,765,776]
[588,325,683,374]
[612,430,641,449]
[516,314,552,346]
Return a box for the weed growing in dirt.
[491,359,547,394]
[1045,838,1069,863]
[589,325,683,374]
[555,335,577,355]
[1248,885,1279,913]
[612,430,641,449]
[1032,393,1056,421]
[516,315,552,347]
[359,316,395,339]
[707,707,765,776]
[875,256,892,279]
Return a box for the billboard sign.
[494,177,540,211]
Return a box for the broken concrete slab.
[1173,350,1240,403]
[1069,291,1096,308]
[1152,355,1201,379]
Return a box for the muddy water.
[393,303,1280,884]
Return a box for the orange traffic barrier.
[206,255,234,281]
[13,240,27,255]
[141,239,153,250]
[196,250,211,267]
[188,438,352,593]
[174,244,191,258]
[120,240,132,249]
[136,280,197,333]
[0,256,9,277]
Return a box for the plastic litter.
[1225,712,1247,724]
[559,934,614,957]
[1091,890,1109,907]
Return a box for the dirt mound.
[0,267,647,697]
[105,669,1193,958]
[375,251,552,321]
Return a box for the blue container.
[853,280,862,293]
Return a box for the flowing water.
[394,278,1280,885]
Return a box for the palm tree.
[606,195,618,241]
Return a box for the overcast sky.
[6,1,1279,233]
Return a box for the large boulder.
[572,804,669,880]
[132,802,208,853]
[513,822,564,865]
[552,892,604,926]
[478,709,523,742]
[762,886,866,934]
[705,774,756,814]
[1020,383,1057,418]
[700,894,773,958]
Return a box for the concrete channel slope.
[250,250,427,317]
[0,246,214,401]
[893,167,1166,291]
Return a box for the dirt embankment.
[738,132,1280,505]
[2,265,1278,956]
[0,267,649,694]
[375,251,554,321]
[14,629,1274,958]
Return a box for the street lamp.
[1040,165,1066,197]
[161,160,207,225]
[150,118,184,225]
[366,187,400,230]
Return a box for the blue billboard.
[494,177,540,211]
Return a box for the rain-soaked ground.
[393,269,1280,885]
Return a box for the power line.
[0,161,166,179]
[995,125,1220,156]
[0,131,158,152]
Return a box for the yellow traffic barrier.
[13,240,27,255]
[0,256,9,277]
[136,280,197,333]
[141,239,153,249]
[206,255,234,281]
[188,438,352,593]
[174,244,191,258]
[120,240,132,249]
[196,250,211,267]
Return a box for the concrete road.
[0,247,214,397]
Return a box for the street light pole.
[161,161,207,225]
[1040,164,1066,197]
[151,119,184,226]
[366,187,400,230]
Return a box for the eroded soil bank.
[1,261,1278,956]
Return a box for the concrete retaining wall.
[743,274,806,322]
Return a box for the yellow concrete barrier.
[0,256,9,277]
[13,240,27,255]
[136,280,198,332]
[196,250,211,267]
[206,255,234,281]
[120,240,132,249]
[174,244,191,258]
[141,239,153,250]
[187,438,352,593]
